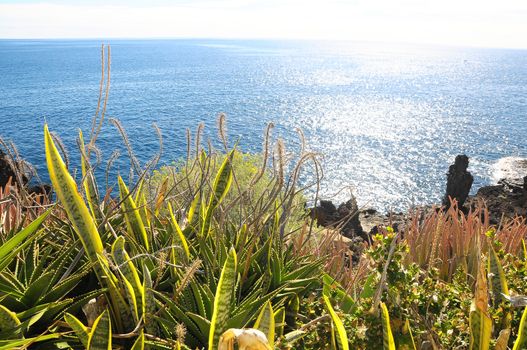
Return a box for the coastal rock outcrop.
[314,155,527,242]
[463,156,527,224]
[311,200,338,226]
[442,154,473,209]
[466,176,527,224]
[359,209,408,237]
[0,149,51,198]
[0,149,27,188]
[311,195,366,240]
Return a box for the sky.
[0,0,526,49]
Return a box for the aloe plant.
[0,209,51,271]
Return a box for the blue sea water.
[0,39,526,211]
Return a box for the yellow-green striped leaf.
[323,295,349,350]
[470,304,492,350]
[514,307,527,350]
[187,192,200,226]
[111,236,144,322]
[0,305,21,339]
[495,329,511,350]
[87,309,111,350]
[380,302,396,350]
[489,245,509,304]
[134,180,150,227]
[142,265,158,336]
[274,307,286,338]
[79,130,101,222]
[168,202,190,262]
[470,261,492,350]
[118,176,150,252]
[96,255,131,332]
[44,125,103,264]
[399,319,417,350]
[65,312,89,347]
[130,330,145,350]
[201,150,234,237]
[254,301,275,347]
[209,150,234,209]
[209,247,237,349]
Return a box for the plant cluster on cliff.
[2,116,527,349]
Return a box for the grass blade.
[131,330,145,350]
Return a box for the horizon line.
[1,36,526,51]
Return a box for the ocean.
[1,39,526,211]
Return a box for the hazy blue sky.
[1,0,526,48]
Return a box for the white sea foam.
[491,157,527,183]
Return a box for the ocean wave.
[491,156,527,183]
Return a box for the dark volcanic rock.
[0,149,26,188]
[311,199,338,226]
[311,154,527,252]
[311,194,366,240]
[337,197,366,240]
[462,156,527,224]
[359,209,409,237]
[28,184,52,197]
[0,149,50,199]
[442,154,473,209]
[467,176,527,224]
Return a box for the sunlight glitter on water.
[1,40,526,212]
